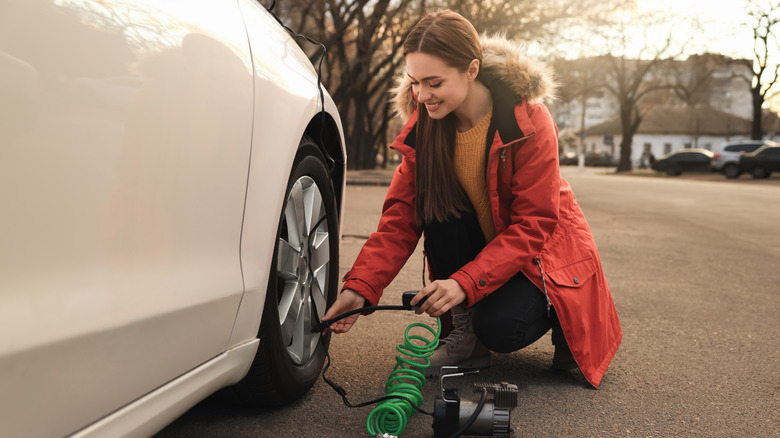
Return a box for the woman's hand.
[411,279,466,317]
[321,289,366,334]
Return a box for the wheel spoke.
[288,302,304,362]
[307,297,320,355]
[289,296,314,363]
[310,269,327,319]
[279,281,302,346]
[284,182,306,248]
[276,238,300,280]
[302,180,324,235]
[309,228,329,276]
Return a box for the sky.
[545,0,764,62]
[632,0,780,110]
[642,0,754,59]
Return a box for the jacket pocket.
[546,257,596,288]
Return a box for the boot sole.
[425,355,491,378]
[552,358,578,371]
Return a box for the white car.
[712,140,777,178]
[0,1,346,437]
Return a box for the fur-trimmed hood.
[392,34,556,121]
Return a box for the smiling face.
[405,52,475,120]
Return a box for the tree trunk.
[579,95,587,169]
[617,106,636,172]
[618,135,634,172]
[752,86,764,140]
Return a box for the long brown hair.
[405,10,483,224]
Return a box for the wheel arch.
[304,112,346,214]
[227,109,346,359]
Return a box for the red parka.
[342,35,621,388]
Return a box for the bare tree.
[552,57,608,167]
[453,0,617,44]
[275,0,622,169]
[606,57,673,171]
[744,0,780,140]
[668,54,728,147]
[595,8,690,172]
[278,0,424,169]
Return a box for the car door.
[690,152,712,172]
[676,152,703,172]
[763,147,780,171]
[0,1,253,436]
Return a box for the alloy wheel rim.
[276,175,329,364]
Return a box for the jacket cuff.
[451,261,494,307]
[341,275,381,307]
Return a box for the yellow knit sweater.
[454,109,496,242]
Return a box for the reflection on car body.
[0,1,346,437]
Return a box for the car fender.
[228,0,346,349]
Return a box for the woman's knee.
[471,272,552,352]
[473,306,553,353]
[473,315,531,353]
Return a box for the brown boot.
[425,306,491,378]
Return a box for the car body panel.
[0,1,253,435]
[652,149,714,174]
[0,0,344,437]
[71,340,259,438]
[228,0,346,348]
[738,145,780,175]
[584,151,616,167]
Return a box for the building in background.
[550,54,775,166]
[582,105,753,166]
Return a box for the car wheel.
[751,167,770,179]
[666,165,681,176]
[232,137,338,406]
[723,163,740,179]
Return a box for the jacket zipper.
[486,145,511,186]
[533,256,551,317]
[486,131,535,178]
[483,132,536,228]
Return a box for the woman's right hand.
[321,289,366,334]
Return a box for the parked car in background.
[736,144,780,179]
[559,151,578,166]
[712,140,777,178]
[652,149,715,176]
[584,151,617,167]
[0,1,346,437]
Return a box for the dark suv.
[737,145,780,179]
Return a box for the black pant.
[424,211,551,353]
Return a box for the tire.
[231,137,339,406]
[723,163,740,179]
[752,167,770,179]
[666,165,681,176]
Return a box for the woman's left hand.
[411,279,466,317]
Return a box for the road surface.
[156,167,779,437]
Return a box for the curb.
[346,179,391,186]
[345,169,394,187]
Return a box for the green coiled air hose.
[366,318,441,437]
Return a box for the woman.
[322,10,621,388]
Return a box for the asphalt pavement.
[156,166,779,438]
